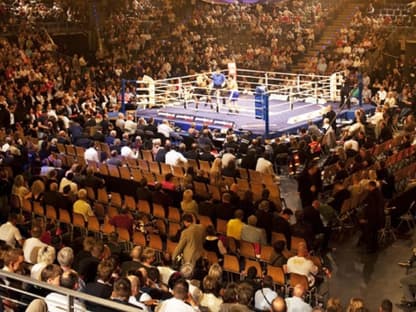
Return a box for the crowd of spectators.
[0,0,85,33]
[100,0,340,78]
[0,0,414,311]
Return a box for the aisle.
[327,231,414,310]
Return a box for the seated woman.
[269,240,288,267]
[203,225,227,260]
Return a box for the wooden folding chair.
[260,245,273,264]
[87,216,101,238]
[22,198,32,215]
[141,149,154,162]
[267,265,286,294]
[168,206,181,223]
[137,200,152,215]
[132,231,147,247]
[216,218,227,235]
[119,166,131,180]
[244,259,262,277]
[223,254,241,281]
[124,195,136,211]
[73,213,87,237]
[45,205,57,222]
[239,240,256,259]
[153,203,166,220]
[110,192,123,208]
[97,188,109,205]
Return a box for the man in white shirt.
[124,114,138,135]
[121,142,139,159]
[46,271,86,312]
[127,274,150,311]
[285,284,312,312]
[254,276,278,311]
[286,243,318,287]
[157,279,199,312]
[0,214,23,248]
[157,120,174,139]
[165,146,188,167]
[84,143,100,163]
[23,225,49,264]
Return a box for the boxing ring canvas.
[121,69,375,137]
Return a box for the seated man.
[241,215,267,246]
[286,242,318,287]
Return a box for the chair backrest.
[223,254,240,274]
[119,166,131,180]
[73,213,85,227]
[272,232,287,244]
[101,222,115,236]
[59,209,71,224]
[148,234,163,251]
[289,273,309,290]
[137,200,151,215]
[87,216,100,233]
[168,206,181,223]
[124,195,136,211]
[290,236,306,252]
[267,265,286,285]
[239,240,255,259]
[168,222,181,238]
[153,203,166,219]
[132,231,146,247]
[166,239,178,256]
[260,245,273,263]
[97,188,109,204]
[45,205,57,220]
[244,259,262,277]
[216,219,227,235]
[110,192,123,208]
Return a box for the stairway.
[291,2,359,73]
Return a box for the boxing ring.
[120,69,375,137]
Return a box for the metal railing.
[0,270,140,312]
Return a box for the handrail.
[0,270,141,312]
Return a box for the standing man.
[297,162,322,208]
[172,213,205,267]
[322,105,336,132]
[211,68,226,112]
[360,180,385,253]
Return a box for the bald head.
[130,246,142,261]
[271,297,287,312]
[293,284,306,298]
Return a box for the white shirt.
[0,222,22,247]
[157,297,196,312]
[285,296,312,312]
[84,147,100,163]
[23,237,48,263]
[121,145,138,159]
[256,157,275,175]
[157,123,174,138]
[286,256,318,286]
[129,296,149,311]
[46,292,86,312]
[157,266,176,285]
[254,288,278,311]
[59,177,78,193]
[124,120,138,134]
[165,150,188,166]
[221,152,236,169]
[200,293,223,312]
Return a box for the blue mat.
[133,95,375,137]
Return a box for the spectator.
[0,214,24,248]
[285,284,312,312]
[172,213,206,267]
[73,189,94,222]
[254,275,278,311]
